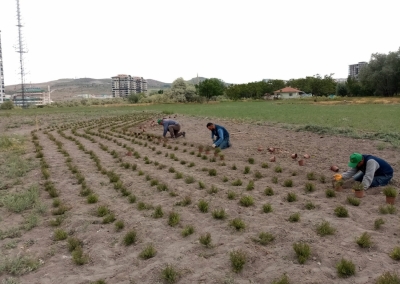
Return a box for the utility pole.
[0,30,4,103]
[16,0,27,108]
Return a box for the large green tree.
[359,48,400,96]
[198,78,225,101]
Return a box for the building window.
[289,93,293,96]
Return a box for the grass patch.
[347,196,360,206]
[271,274,290,284]
[53,229,68,241]
[96,205,109,217]
[198,200,209,213]
[0,255,40,276]
[262,203,273,213]
[356,232,372,248]
[0,186,39,213]
[243,166,250,174]
[232,179,243,186]
[168,212,180,227]
[230,249,246,273]
[374,218,385,230]
[304,201,316,210]
[87,194,99,204]
[274,166,282,173]
[379,204,396,214]
[336,258,355,278]
[376,272,400,284]
[207,185,218,194]
[239,195,254,207]
[264,187,274,196]
[102,213,116,224]
[161,264,179,284]
[246,180,255,191]
[123,230,137,246]
[212,208,227,220]
[304,182,316,193]
[139,244,156,259]
[208,169,217,176]
[229,218,245,231]
[253,232,275,245]
[67,237,82,252]
[181,225,194,237]
[316,220,335,236]
[389,247,400,260]
[152,205,164,218]
[293,242,310,264]
[288,212,300,222]
[286,192,297,202]
[71,246,89,265]
[184,176,195,184]
[227,190,236,200]
[334,206,348,217]
[115,220,125,231]
[198,181,205,189]
[307,172,316,180]
[199,232,212,247]
[325,189,336,198]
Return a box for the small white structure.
[273,87,304,99]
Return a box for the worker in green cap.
[158,118,185,138]
[339,153,393,190]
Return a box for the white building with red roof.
[273,87,304,99]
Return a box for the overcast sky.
[1,0,399,85]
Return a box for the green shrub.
[181,225,194,237]
[286,192,297,202]
[307,172,316,180]
[334,206,348,217]
[53,229,68,241]
[293,242,310,264]
[288,212,300,222]
[254,232,274,245]
[152,205,164,218]
[376,272,400,284]
[168,212,180,227]
[374,218,385,230]
[347,196,360,206]
[243,166,250,174]
[263,203,273,213]
[246,180,255,191]
[161,264,179,284]
[283,179,293,187]
[198,200,209,213]
[389,247,400,260]
[305,201,316,210]
[123,230,137,246]
[325,189,336,198]
[212,208,227,220]
[316,220,335,236]
[199,232,212,247]
[230,249,246,273]
[336,258,355,278]
[229,218,245,231]
[139,244,156,259]
[72,246,89,265]
[232,179,243,186]
[239,195,254,207]
[264,187,274,196]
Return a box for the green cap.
[348,153,362,168]
[157,119,162,124]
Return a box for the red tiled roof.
[273,87,302,93]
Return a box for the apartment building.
[348,62,367,78]
[111,74,147,97]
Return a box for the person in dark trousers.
[340,152,393,190]
[206,122,231,149]
[158,118,185,138]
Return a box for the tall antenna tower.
[0,31,4,103]
[16,0,27,108]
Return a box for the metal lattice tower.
[16,0,27,108]
[0,31,4,103]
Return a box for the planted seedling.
[181,225,195,237]
[304,182,316,192]
[229,218,246,231]
[123,230,137,246]
[347,196,360,206]
[246,180,255,191]
[152,205,164,218]
[230,249,246,273]
[307,172,316,180]
[286,192,297,202]
[316,220,335,236]
[231,164,237,170]
[227,190,236,200]
[199,233,212,247]
[208,169,217,176]
[212,208,227,220]
[283,179,293,187]
[248,157,255,164]
[168,211,180,227]
[304,201,316,210]
[232,179,243,186]
[271,176,278,184]
[274,166,282,173]
[198,200,209,213]
[239,195,254,207]
[263,203,273,213]
[334,206,348,217]
[325,189,336,198]
[374,218,385,230]
[288,212,300,222]
[254,232,274,245]
[336,258,355,278]
[254,170,263,180]
[198,181,205,189]
[264,187,274,196]
[115,220,125,231]
[207,185,218,194]
[390,247,400,260]
[293,242,310,264]
[356,232,372,248]
[261,162,269,169]
[243,166,250,174]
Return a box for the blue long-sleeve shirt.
[162,119,179,137]
[211,124,229,147]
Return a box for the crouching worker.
[158,118,185,138]
[206,122,231,149]
[340,152,393,191]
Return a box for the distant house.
[273,87,304,99]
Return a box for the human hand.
[212,144,216,148]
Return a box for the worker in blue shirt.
[158,118,185,138]
[206,122,231,149]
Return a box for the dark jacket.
[211,124,230,147]
[358,155,393,176]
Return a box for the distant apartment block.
[0,30,5,102]
[348,62,367,78]
[111,74,147,97]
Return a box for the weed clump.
[198,200,209,213]
[181,225,194,237]
[123,230,137,246]
[212,208,227,220]
[139,244,156,259]
[239,195,254,207]
[325,189,336,198]
[264,187,274,196]
[161,264,179,284]
[389,247,400,260]
[199,232,212,247]
[376,272,400,284]
[304,182,316,192]
[305,201,316,210]
[53,229,68,241]
[356,232,372,248]
[246,180,255,191]
[293,242,310,264]
[336,258,355,278]
[232,179,243,186]
[283,179,293,187]
[168,212,180,227]
[347,196,360,206]
[263,203,273,213]
[229,218,246,231]
[334,206,348,217]
[286,192,297,202]
[288,212,300,222]
[316,220,336,236]
[374,218,385,230]
[230,249,246,273]
[254,232,274,245]
[227,190,236,200]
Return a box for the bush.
[316,220,335,236]
[374,218,385,230]
[347,196,360,206]
[123,230,137,246]
[376,272,400,284]
[230,249,246,273]
[139,244,156,259]
[254,232,274,245]
[390,247,400,260]
[229,218,245,231]
[286,192,297,202]
[293,242,310,264]
[0,100,15,110]
[199,232,212,247]
[239,195,254,207]
[334,206,348,217]
[336,258,355,278]
[161,264,179,284]
[383,186,397,197]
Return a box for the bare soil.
[1,114,399,284]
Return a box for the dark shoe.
[182,132,186,138]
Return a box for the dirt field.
[1,112,399,284]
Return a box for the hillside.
[4,77,207,101]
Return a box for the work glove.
[212,144,216,148]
